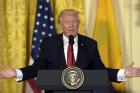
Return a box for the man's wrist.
[117,69,127,81]
[15,69,23,81]
[12,69,17,78]
[124,68,129,78]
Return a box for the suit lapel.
[57,34,67,68]
[75,35,88,68]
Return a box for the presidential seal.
[61,66,84,89]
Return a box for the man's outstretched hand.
[1,62,140,79]
[0,63,16,79]
[125,62,140,78]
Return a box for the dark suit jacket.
[20,34,119,92]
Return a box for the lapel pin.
[81,43,84,46]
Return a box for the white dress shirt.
[15,34,126,81]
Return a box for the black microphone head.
[68,35,74,45]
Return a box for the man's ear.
[59,23,63,29]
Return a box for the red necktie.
[67,44,73,67]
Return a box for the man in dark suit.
[20,33,119,81]
[0,9,140,93]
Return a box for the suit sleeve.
[20,38,48,81]
[92,41,119,82]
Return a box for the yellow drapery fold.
[0,0,37,93]
[51,0,86,35]
[93,0,125,92]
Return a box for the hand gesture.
[0,63,16,79]
[124,62,140,78]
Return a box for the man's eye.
[64,21,77,23]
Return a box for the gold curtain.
[0,0,37,93]
[51,0,86,35]
[93,0,125,92]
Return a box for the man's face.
[59,15,79,37]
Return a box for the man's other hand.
[125,62,140,78]
[0,63,16,79]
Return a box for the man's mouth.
[68,30,74,32]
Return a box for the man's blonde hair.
[58,9,80,23]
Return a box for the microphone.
[68,35,74,45]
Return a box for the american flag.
[26,0,56,93]
[32,0,56,60]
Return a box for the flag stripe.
[27,79,41,93]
